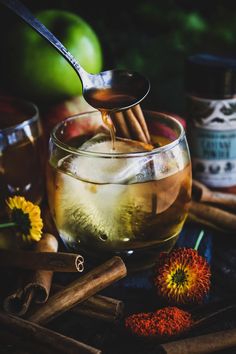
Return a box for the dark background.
[1,0,236,116]
[1,3,236,353]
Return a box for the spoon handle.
[0,0,92,88]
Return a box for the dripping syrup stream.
[101,110,116,150]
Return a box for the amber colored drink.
[0,97,44,217]
[47,111,191,271]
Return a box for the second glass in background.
[0,96,45,218]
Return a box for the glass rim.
[51,110,186,158]
[0,96,39,134]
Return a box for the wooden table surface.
[1,221,236,354]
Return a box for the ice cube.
[80,133,153,153]
[54,135,155,242]
[59,133,153,184]
[54,167,130,242]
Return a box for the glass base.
[61,234,179,273]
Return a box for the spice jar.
[185,53,236,193]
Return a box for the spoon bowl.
[84,69,150,112]
[1,0,150,112]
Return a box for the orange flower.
[154,248,211,304]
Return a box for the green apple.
[4,10,103,102]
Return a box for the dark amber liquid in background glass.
[0,110,45,218]
[0,111,29,129]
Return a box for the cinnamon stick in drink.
[3,233,58,316]
[124,108,149,143]
[110,111,131,139]
[28,256,127,325]
[160,327,236,354]
[111,104,151,144]
[132,104,151,143]
[0,311,101,354]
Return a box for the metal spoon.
[1,0,150,112]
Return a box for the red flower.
[154,248,211,304]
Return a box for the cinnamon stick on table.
[192,179,236,212]
[189,200,236,233]
[72,294,124,323]
[53,284,124,323]
[160,327,236,354]
[3,233,58,316]
[0,248,84,272]
[0,311,101,354]
[28,256,127,325]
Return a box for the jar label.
[187,96,236,187]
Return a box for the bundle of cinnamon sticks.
[0,231,127,353]
[110,105,151,144]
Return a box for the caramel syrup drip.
[101,110,116,150]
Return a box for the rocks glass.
[47,110,191,271]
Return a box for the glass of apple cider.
[0,96,45,218]
[47,110,191,271]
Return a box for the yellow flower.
[6,196,43,242]
[154,248,211,304]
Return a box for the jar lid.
[185,53,236,99]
